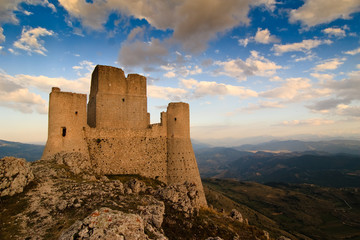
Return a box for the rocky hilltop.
[0,156,280,240]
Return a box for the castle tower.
[87,65,148,129]
[166,102,207,206]
[42,87,88,159]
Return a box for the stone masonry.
[42,65,207,206]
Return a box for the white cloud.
[215,51,282,81]
[313,58,345,71]
[238,38,250,47]
[0,70,47,114]
[238,28,279,47]
[293,53,316,62]
[0,27,5,43]
[281,119,334,126]
[269,76,283,82]
[289,0,360,27]
[311,73,334,82]
[254,28,279,44]
[13,26,54,56]
[272,39,332,55]
[260,77,312,99]
[357,64,360,69]
[344,47,360,55]
[180,78,258,99]
[72,60,96,76]
[322,27,346,37]
[147,85,188,101]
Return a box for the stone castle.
[42,65,206,205]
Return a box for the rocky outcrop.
[59,207,148,240]
[230,209,244,223]
[156,181,202,216]
[0,157,34,197]
[49,152,92,175]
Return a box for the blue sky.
[0,0,360,145]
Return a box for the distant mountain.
[195,145,360,187]
[190,139,212,151]
[0,139,44,162]
[234,139,360,155]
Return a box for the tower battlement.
[42,65,206,206]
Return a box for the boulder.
[230,209,243,223]
[156,182,202,215]
[59,207,148,240]
[0,157,34,197]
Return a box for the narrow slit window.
[62,127,66,137]
[174,117,177,121]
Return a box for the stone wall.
[87,65,148,129]
[42,87,89,160]
[86,125,168,183]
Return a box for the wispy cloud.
[313,58,345,71]
[13,26,54,56]
[289,0,360,27]
[214,51,282,81]
[272,39,332,55]
[239,28,279,47]
[344,47,360,55]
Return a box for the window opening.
[174,118,177,121]
[62,127,66,137]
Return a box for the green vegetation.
[203,178,360,240]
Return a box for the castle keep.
[42,65,206,205]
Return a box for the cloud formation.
[344,47,360,55]
[59,0,276,53]
[214,51,282,81]
[307,71,360,116]
[239,28,279,47]
[180,78,258,99]
[118,38,169,72]
[13,26,54,55]
[0,70,47,114]
[322,27,346,37]
[289,0,360,27]
[313,58,345,71]
[272,39,332,55]
[281,119,334,126]
[260,78,312,99]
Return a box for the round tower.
[166,102,207,206]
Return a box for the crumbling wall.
[42,87,88,160]
[87,65,148,129]
[86,126,168,183]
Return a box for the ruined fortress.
[42,65,206,205]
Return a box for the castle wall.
[42,87,88,159]
[86,120,168,182]
[87,65,148,129]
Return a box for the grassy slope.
[203,178,360,240]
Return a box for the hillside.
[1,157,276,240]
[0,140,44,162]
[203,178,360,240]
